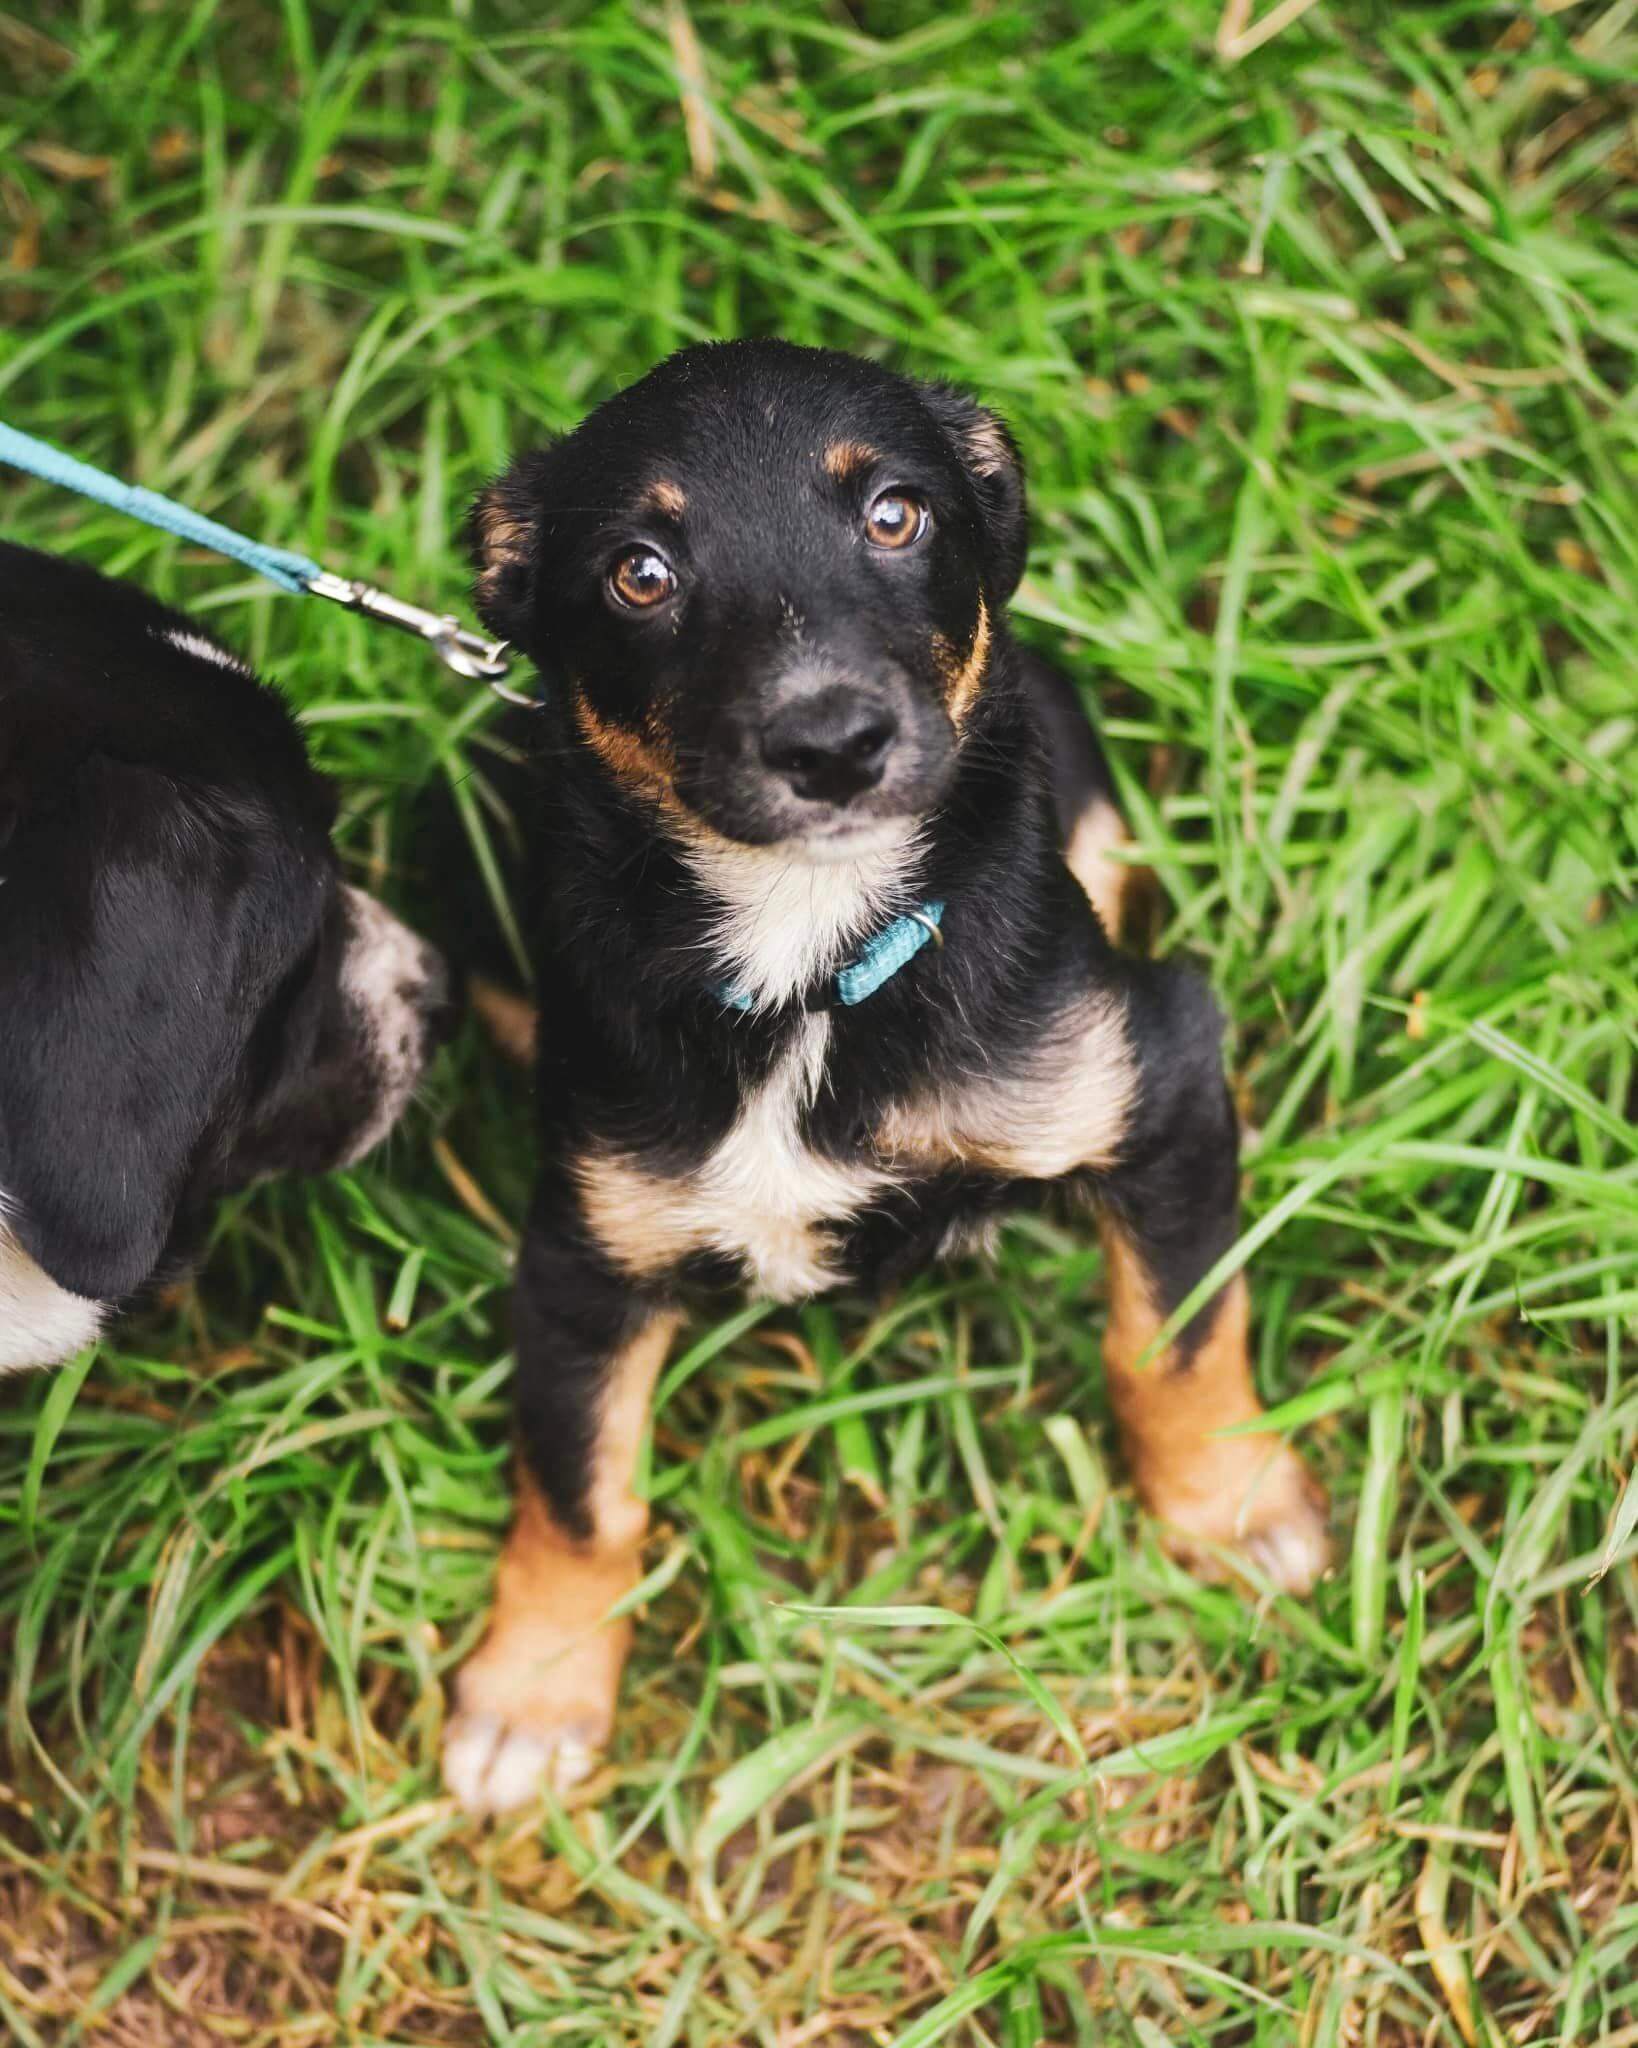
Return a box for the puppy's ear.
[923,385,1029,603]
[0,758,321,1303]
[468,447,558,646]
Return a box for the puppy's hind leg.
[1017,651,1142,944]
[1097,961,1329,1593]
[443,1206,678,1815]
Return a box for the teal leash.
[0,418,523,698]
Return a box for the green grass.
[2,1,1636,2041]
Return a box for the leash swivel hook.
[305,570,532,704]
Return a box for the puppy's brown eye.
[608,549,676,609]
[864,490,929,551]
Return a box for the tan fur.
[572,688,678,805]
[875,990,1136,1180]
[959,412,1013,478]
[576,1014,891,1299]
[1065,797,1134,942]
[469,974,538,1068]
[639,478,687,517]
[574,1146,708,1281]
[932,601,991,728]
[1099,1225,1328,1592]
[822,438,878,479]
[473,488,532,607]
[443,1312,680,1812]
[585,1312,679,1542]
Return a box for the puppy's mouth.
[677,779,947,859]
[670,787,929,862]
[777,815,921,865]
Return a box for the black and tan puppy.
[443,341,1328,1814]
[0,542,447,1368]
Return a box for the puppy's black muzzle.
[760,683,899,805]
[683,654,954,847]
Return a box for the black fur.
[461,341,1243,1535]
[0,542,446,1320]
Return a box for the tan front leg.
[443,1310,679,1815]
[1101,1223,1328,1592]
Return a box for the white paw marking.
[1243,1499,1331,1595]
[443,1712,598,1817]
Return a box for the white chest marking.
[579,827,926,1297]
[686,823,922,1014]
[693,1013,891,1299]
[159,625,249,673]
[0,1221,104,1373]
[577,1015,897,1302]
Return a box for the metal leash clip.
[306,570,534,704]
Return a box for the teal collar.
[716,900,945,1013]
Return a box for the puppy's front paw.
[443,1708,602,1816]
[1145,1439,1330,1596]
[1238,1465,1331,1595]
[443,1616,629,1817]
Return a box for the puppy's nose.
[760,687,899,804]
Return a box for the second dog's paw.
[442,1618,628,1818]
[1147,1440,1331,1596]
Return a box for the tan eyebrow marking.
[960,413,1013,478]
[473,487,532,606]
[821,439,878,480]
[932,601,992,728]
[572,688,680,808]
[637,478,687,517]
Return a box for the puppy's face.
[472,342,1027,856]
